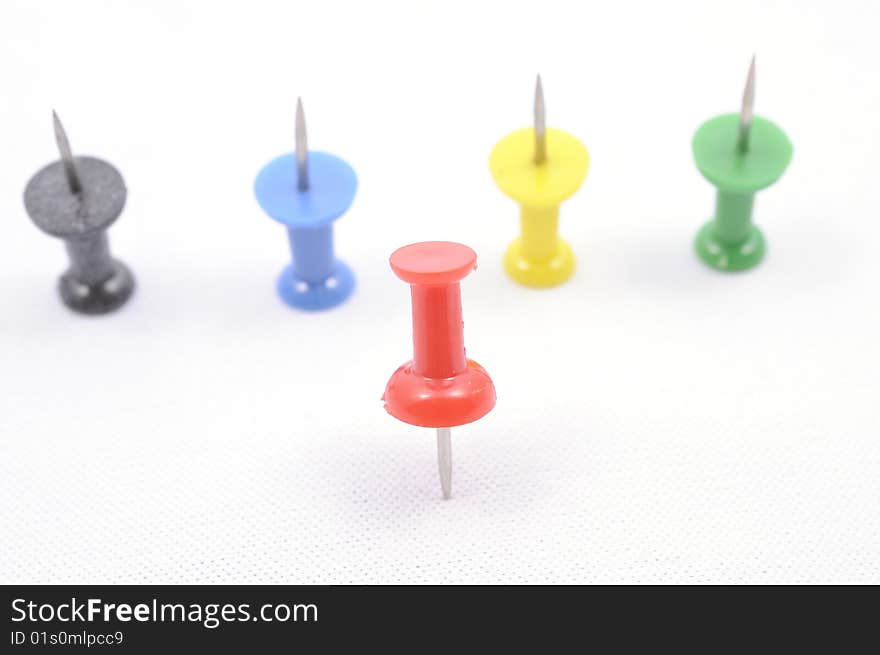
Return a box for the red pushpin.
[383,241,497,499]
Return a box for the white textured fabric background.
[1,0,878,584]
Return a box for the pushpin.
[489,76,589,287]
[693,56,793,271]
[254,98,357,310]
[23,111,135,314]
[383,242,496,499]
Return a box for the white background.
[1,0,878,584]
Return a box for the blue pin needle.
[254,98,358,311]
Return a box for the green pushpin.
[692,56,793,271]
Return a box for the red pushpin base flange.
[384,360,496,428]
[383,241,496,428]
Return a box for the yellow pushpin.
[489,75,589,287]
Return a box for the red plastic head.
[390,241,477,285]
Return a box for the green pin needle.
[692,56,793,271]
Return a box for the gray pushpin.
[23,111,135,314]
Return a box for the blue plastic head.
[254,151,357,228]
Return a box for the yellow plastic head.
[489,127,589,208]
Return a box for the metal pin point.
[52,110,82,194]
[295,97,309,192]
[736,55,756,153]
[436,428,452,500]
[534,74,546,165]
[23,111,135,314]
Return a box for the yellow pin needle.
[489,75,589,287]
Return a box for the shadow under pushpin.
[23,112,135,315]
[254,98,357,311]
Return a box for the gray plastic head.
[23,156,126,238]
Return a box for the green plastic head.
[692,114,792,193]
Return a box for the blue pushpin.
[254,98,358,311]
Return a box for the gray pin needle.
[437,427,452,500]
[534,74,546,165]
[737,55,756,153]
[23,111,135,315]
[52,110,82,194]
[295,97,309,192]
